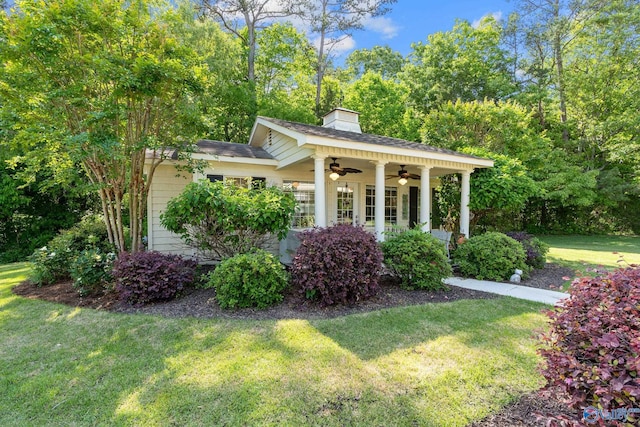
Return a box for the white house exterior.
[146,108,493,259]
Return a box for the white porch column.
[460,170,473,238]
[374,161,387,241]
[419,166,432,232]
[313,155,327,227]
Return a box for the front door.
[409,186,419,228]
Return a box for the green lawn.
[540,235,640,274]
[0,262,548,426]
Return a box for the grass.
[540,235,640,274]
[0,262,548,426]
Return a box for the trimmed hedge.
[453,232,530,281]
[206,249,289,309]
[381,229,451,290]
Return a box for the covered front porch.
[248,109,492,242]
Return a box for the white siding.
[147,165,193,257]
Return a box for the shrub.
[28,215,113,285]
[113,251,197,306]
[505,231,549,269]
[70,249,116,296]
[381,229,451,290]
[290,224,383,306]
[538,267,640,420]
[160,180,296,259]
[452,232,530,281]
[206,249,289,309]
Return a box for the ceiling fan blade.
[342,168,362,174]
[408,173,421,180]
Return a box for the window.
[283,180,315,228]
[365,185,398,225]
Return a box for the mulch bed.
[11,262,579,426]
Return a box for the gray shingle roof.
[196,139,274,160]
[258,116,484,160]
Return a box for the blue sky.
[340,0,516,57]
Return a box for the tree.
[254,22,317,123]
[300,0,396,117]
[343,71,414,139]
[402,16,515,114]
[513,0,610,142]
[198,0,302,83]
[343,45,404,80]
[1,0,209,253]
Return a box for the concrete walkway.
[445,277,569,305]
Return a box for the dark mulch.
[11,262,579,426]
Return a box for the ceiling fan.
[325,158,362,180]
[387,165,420,185]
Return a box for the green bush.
[206,249,289,309]
[452,232,530,281]
[381,229,452,290]
[70,249,116,296]
[28,215,114,285]
[161,180,296,260]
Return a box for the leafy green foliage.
[70,249,116,296]
[206,249,289,309]
[344,45,405,80]
[402,16,515,113]
[539,267,640,418]
[113,251,197,306]
[28,215,114,286]
[381,229,451,290]
[290,224,383,306]
[1,0,212,253]
[160,179,296,260]
[453,232,530,281]
[343,71,416,140]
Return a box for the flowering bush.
[113,251,197,306]
[505,231,549,269]
[28,215,113,285]
[206,249,289,309]
[539,267,640,420]
[290,224,383,306]
[381,229,451,290]
[70,249,116,296]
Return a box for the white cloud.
[472,11,503,28]
[312,35,356,56]
[363,16,400,39]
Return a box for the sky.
[335,0,516,58]
[3,0,516,59]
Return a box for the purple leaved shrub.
[505,231,549,269]
[538,267,640,420]
[113,251,197,306]
[290,224,383,306]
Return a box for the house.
[146,108,493,259]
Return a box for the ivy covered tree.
[1,0,212,253]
